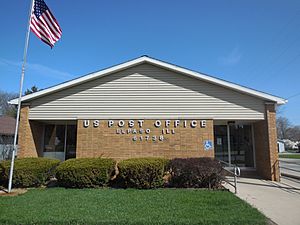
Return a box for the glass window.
[65,125,77,160]
[54,125,66,152]
[43,124,76,160]
[44,125,65,152]
[44,125,56,152]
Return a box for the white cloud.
[220,46,242,66]
[27,62,71,79]
[0,58,72,79]
[0,58,19,67]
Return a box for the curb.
[281,173,300,180]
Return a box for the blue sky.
[1,0,300,124]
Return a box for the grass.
[279,153,300,159]
[0,188,267,225]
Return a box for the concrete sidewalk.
[225,176,300,225]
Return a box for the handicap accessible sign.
[204,140,213,151]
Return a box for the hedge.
[167,158,224,189]
[0,157,224,189]
[0,157,60,188]
[116,158,169,189]
[55,158,116,188]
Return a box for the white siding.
[28,63,265,120]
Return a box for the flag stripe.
[41,38,53,47]
[30,25,53,47]
[45,10,62,34]
[31,21,55,48]
[30,21,42,38]
[31,15,56,44]
[32,15,56,43]
[46,10,62,33]
[39,15,59,41]
[41,13,61,39]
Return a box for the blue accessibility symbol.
[204,140,213,151]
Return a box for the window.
[44,124,77,160]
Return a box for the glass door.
[214,125,229,163]
[229,125,254,167]
[214,124,255,168]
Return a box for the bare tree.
[0,90,18,117]
[277,115,300,141]
[276,116,292,139]
[286,126,300,142]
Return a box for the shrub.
[116,158,169,189]
[167,158,224,189]
[0,157,60,188]
[55,158,116,188]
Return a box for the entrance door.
[214,124,255,167]
[229,125,254,167]
[214,125,229,163]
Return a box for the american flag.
[30,0,62,48]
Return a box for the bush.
[55,158,116,188]
[116,158,169,189]
[0,157,60,188]
[167,158,224,189]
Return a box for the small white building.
[277,140,285,153]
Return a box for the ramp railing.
[219,160,241,194]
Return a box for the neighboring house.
[277,140,285,153]
[9,56,287,181]
[0,116,16,160]
[0,116,16,144]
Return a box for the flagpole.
[8,0,35,193]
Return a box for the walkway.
[225,176,300,225]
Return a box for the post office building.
[9,56,286,181]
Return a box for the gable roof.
[9,55,287,105]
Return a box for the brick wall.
[18,106,43,158]
[17,105,280,182]
[254,104,280,181]
[77,119,214,160]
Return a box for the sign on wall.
[204,140,213,151]
[82,119,208,143]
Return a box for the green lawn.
[0,188,267,225]
[279,153,300,159]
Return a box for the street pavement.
[279,158,300,178]
[224,176,300,225]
